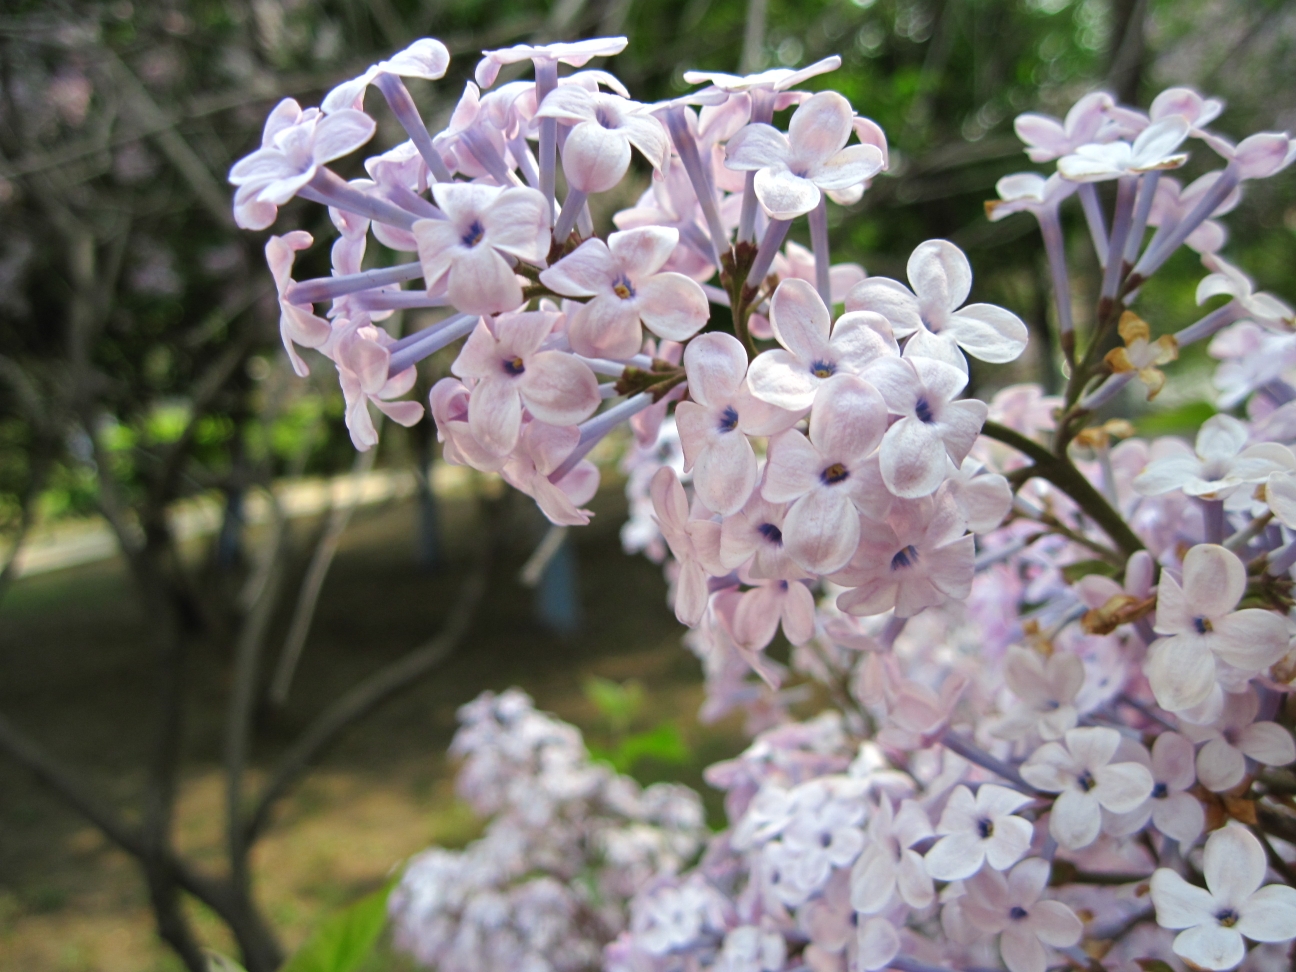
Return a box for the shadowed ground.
[0,487,748,970]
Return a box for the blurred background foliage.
[1,0,1295,968]
[1,0,1293,539]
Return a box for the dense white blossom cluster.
[388,689,706,971]
[234,33,1296,972]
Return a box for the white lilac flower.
[1133,414,1296,501]
[1103,731,1204,845]
[1179,688,1296,792]
[1020,726,1154,850]
[724,91,886,219]
[849,795,935,914]
[1151,825,1296,971]
[994,646,1085,742]
[924,783,1035,881]
[955,857,1084,972]
[845,239,1029,366]
[1144,543,1290,714]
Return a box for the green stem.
[983,420,1144,558]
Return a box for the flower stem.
[808,196,831,308]
[981,420,1144,557]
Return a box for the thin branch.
[243,540,492,843]
[268,446,378,705]
[982,421,1144,558]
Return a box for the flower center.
[757,523,783,546]
[1076,770,1096,793]
[1193,616,1213,634]
[718,405,739,432]
[914,397,935,423]
[1009,906,1028,921]
[891,545,919,570]
[502,356,525,376]
[977,817,994,839]
[461,220,486,248]
[1151,782,1167,799]
[595,105,620,129]
[1216,909,1239,928]
[810,359,836,379]
[821,462,850,485]
[612,274,635,300]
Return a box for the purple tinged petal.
[783,489,861,575]
[312,109,377,162]
[753,167,821,219]
[1205,825,1267,905]
[845,277,924,336]
[770,278,832,361]
[519,352,600,426]
[746,349,821,411]
[1145,634,1217,712]
[814,143,887,189]
[562,120,632,193]
[637,272,710,341]
[683,332,748,407]
[808,374,887,463]
[724,123,791,171]
[1237,885,1296,942]
[1196,737,1247,792]
[762,429,820,502]
[881,418,946,498]
[468,378,523,456]
[693,428,758,516]
[945,304,1030,362]
[481,187,551,262]
[540,238,616,297]
[1210,609,1289,672]
[566,295,644,360]
[907,239,972,318]
[608,226,678,278]
[1237,721,1296,768]
[449,243,524,316]
[999,928,1046,972]
[1172,925,1245,971]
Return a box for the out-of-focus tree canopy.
[1,0,1293,536]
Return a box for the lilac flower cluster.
[388,689,706,971]
[233,36,1296,972]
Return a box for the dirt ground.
[0,485,748,970]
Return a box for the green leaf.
[280,882,393,972]
[613,723,692,773]
[583,676,644,734]
[1062,559,1119,584]
[1135,960,1175,972]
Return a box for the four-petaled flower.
[867,355,989,498]
[413,183,550,315]
[451,311,600,456]
[746,278,897,412]
[540,226,710,359]
[1151,825,1296,971]
[849,795,934,914]
[1020,726,1154,849]
[725,91,886,219]
[846,239,1029,366]
[924,783,1035,881]
[761,374,889,574]
[1144,543,1290,713]
[1179,687,1296,792]
[955,857,1084,972]
[675,332,800,515]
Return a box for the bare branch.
[244,541,491,844]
